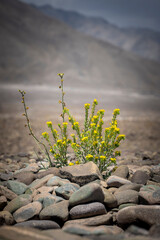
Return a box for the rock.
[59,162,103,186]
[39,200,69,222]
[0,211,14,225]
[149,224,160,238]
[114,190,139,205]
[13,171,35,185]
[15,163,39,174]
[70,202,106,219]
[107,187,118,194]
[117,205,160,226]
[43,195,64,208]
[63,224,123,236]
[0,226,53,240]
[126,225,149,236]
[44,229,89,240]
[102,188,118,208]
[29,174,53,189]
[55,183,80,200]
[147,180,160,187]
[36,168,60,179]
[4,194,32,213]
[131,170,149,185]
[15,220,60,230]
[64,213,112,226]
[37,186,54,194]
[112,165,129,179]
[33,193,53,203]
[7,180,27,195]
[0,172,13,181]
[116,183,142,192]
[152,174,160,183]
[0,195,7,210]
[13,201,42,223]
[139,185,160,204]
[0,185,17,200]
[47,176,70,187]
[119,203,138,210]
[69,183,104,207]
[106,176,131,188]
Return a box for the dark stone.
[131,170,149,185]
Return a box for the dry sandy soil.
[0,84,160,164]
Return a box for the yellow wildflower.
[46,121,52,128]
[99,109,105,114]
[42,132,48,138]
[90,123,96,128]
[93,99,98,105]
[73,122,79,127]
[113,109,120,115]
[100,156,106,161]
[63,122,68,127]
[71,142,76,148]
[86,154,93,160]
[84,103,90,109]
[57,73,64,78]
[110,158,116,162]
[69,162,74,166]
[75,160,80,164]
[81,137,88,142]
[57,139,62,144]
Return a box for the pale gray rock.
[112,165,129,179]
[7,180,27,195]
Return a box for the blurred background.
[0,0,160,159]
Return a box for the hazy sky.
[21,0,160,31]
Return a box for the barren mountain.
[0,0,160,94]
[36,4,160,63]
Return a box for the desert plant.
[19,73,125,172]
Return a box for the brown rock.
[0,195,7,210]
[117,205,160,226]
[0,185,17,200]
[36,168,60,179]
[59,162,103,186]
[114,190,139,205]
[29,174,53,189]
[63,224,123,236]
[40,200,69,222]
[64,213,112,226]
[106,176,131,188]
[13,171,35,185]
[131,170,149,185]
[102,188,118,208]
[0,226,53,240]
[112,165,129,179]
[0,211,14,225]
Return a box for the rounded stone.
[117,205,160,226]
[69,183,104,207]
[131,170,149,185]
[55,183,80,200]
[70,202,106,219]
[0,211,14,225]
[39,200,69,222]
[114,190,139,205]
[13,201,42,223]
[106,176,131,188]
[139,185,160,204]
[4,194,32,213]
[102,188,118,208]
[13,171,35,185]
[112,165,129,179]
[15,220,60,229]
[7,180,27,195]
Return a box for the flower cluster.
[19,73,125,173]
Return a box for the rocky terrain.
[0,156,160,240]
